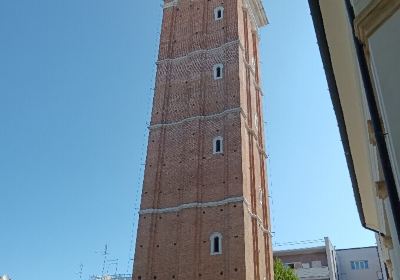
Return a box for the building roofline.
[246,0,269,27]
[274,246,326,256]
[336,246,378,251]
[307,0,371,232]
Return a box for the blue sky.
[0,0,375,279]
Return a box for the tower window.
[213,136,223,154]
[210,232,222,255]
[213,64,223,80]
[214,7,224,20]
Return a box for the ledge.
[246,0,269,27]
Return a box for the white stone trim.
[148,107,267,158]
[139,196,244,214]
[243,197,272,235]
[162,0,267,28]
[163,0,178,9]
[214,6,224,21]
[156,40,240,65]
[213,63,224,80]
[243,0,268,28]
[210,232,223,255]
[138,196,272,236]
[239,110,267,158]
[149,107,241,129]
[213,136,224,154]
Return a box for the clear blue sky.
[0,0,375,279]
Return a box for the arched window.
[210,232,222,255]
[259,186,263,206]
[214,6,224,20]
[213,136,223,154]
[213,64,223,80]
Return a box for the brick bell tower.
[132,0,272,279]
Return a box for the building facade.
[274,238,385,280]
[308,0,400,279]
[336,247,385,280]
[274,237,338,280]
[132,1,273,280]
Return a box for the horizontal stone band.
[149,107,241,129]
[139,196,244,214]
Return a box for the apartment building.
[336,247,384,280]
[274,238,338,280]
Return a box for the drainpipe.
[342,0,400,245]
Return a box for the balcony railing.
[295,266,330,279]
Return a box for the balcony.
[295,266,330,280]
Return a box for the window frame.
[351,260,369,270]
[210,232,223,255]
[213,136,224,154]
[214,6,224,21]
[213,64,224,80]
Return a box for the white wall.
[368,11,400,280]
[369,10,400,196]
[336,247,383,280]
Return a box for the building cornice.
[245,0,269,28]
[274,246,327,256]
[163,0,269,28]
[353,0,400,43]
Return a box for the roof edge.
[307,0,379,233]
[247,0,269,27]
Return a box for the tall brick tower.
[132,0,272,279]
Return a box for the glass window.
[213,236,220,252]
[360,261,365,269]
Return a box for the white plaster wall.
[369,10,400,198]
[368,12,400,280]
[336,247,383,280]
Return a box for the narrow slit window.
[213,136,223,154]
[213,236,220,252]
[215,140,221,153]
[214,7,224,20]
[213,64,223,80]
[210,232,222,255]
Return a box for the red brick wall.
[132,0,272,279]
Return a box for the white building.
[337,247,385,280]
